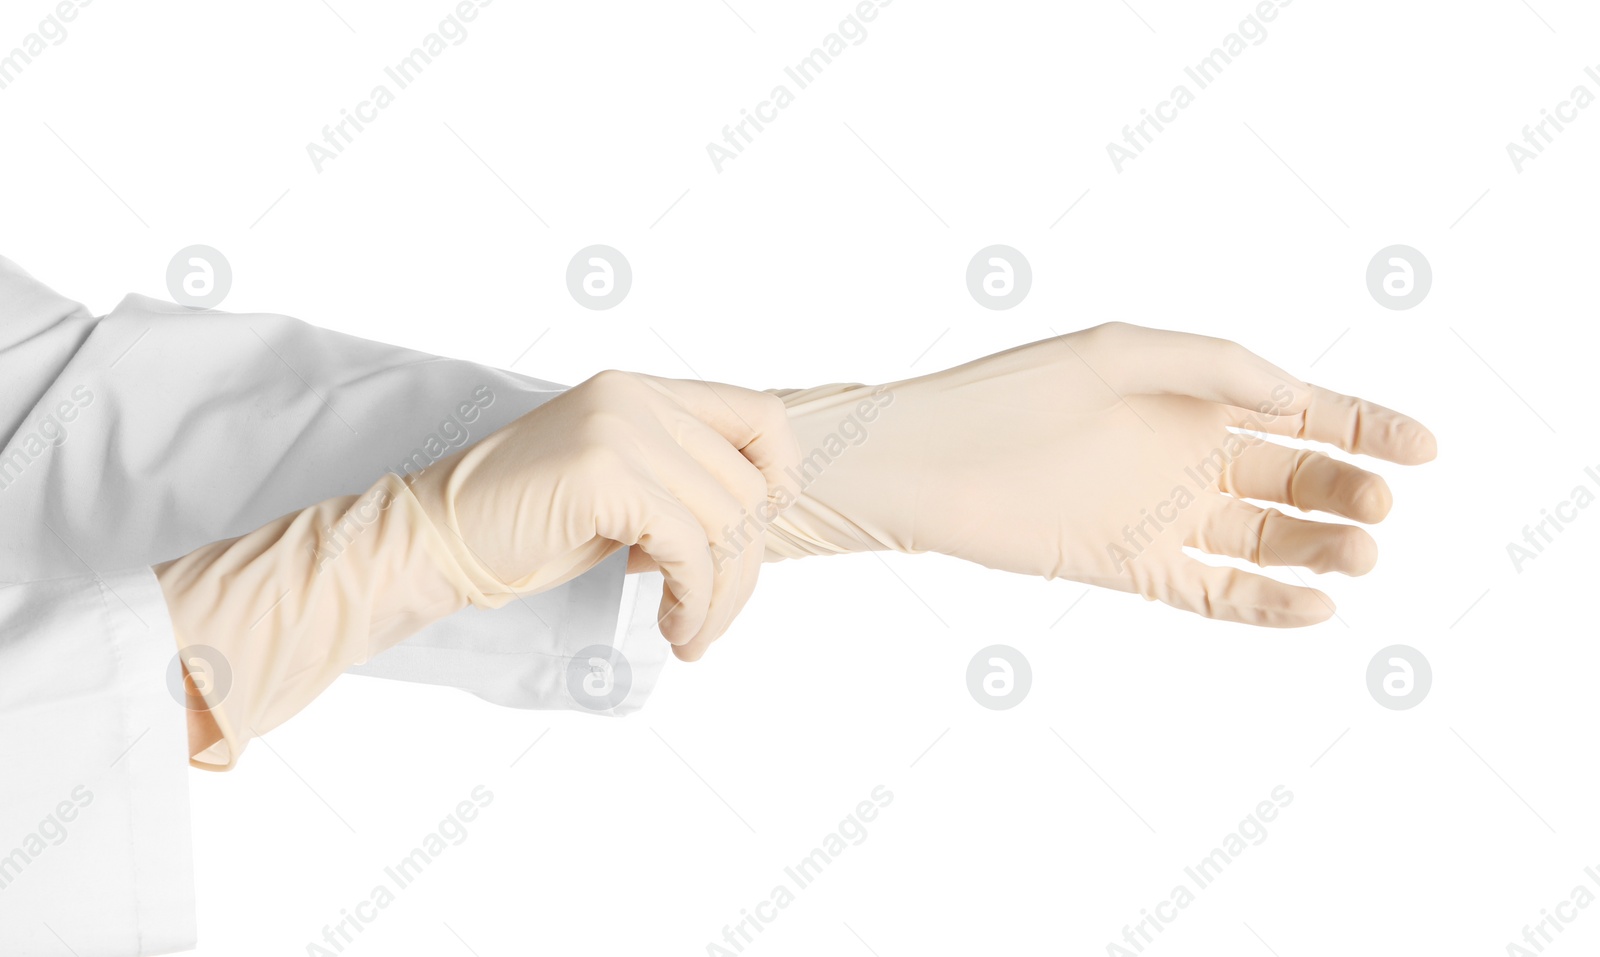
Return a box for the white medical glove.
[404,371,799,649]
[762,322,1437,627]
[156,371,799,768]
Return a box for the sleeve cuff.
[347,554,671,715]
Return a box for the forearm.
[154,473,485,769]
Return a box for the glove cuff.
[761,382,905,560]
[155,472,485,770]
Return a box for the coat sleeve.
[0,568,196,957]
[0,257,669,716]
[0,256,100,463]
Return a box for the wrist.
[761,382,906,560]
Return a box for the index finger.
[1229,385,1437,464]
[1072,323,1313,416]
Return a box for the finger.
[594,486,714,645]
[1152,558,1335,627]
[1218,442,1394,523]
[677,518,762,660]
[674,526,763,660]
[637,428,765,654]
[1190,496,1378,577]
[1227,385,1437,465]
[1076,322,1311,415]
[670,420,770,649]
[669,424,773,661]
[640,375,804,505]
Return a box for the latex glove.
[405,371,799,654]
[763,322,1436,626]
[156,474,480,769]
[157,371,798,767]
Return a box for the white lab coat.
[0,257,666,955]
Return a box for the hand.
[408,370,800,657]
[763,322,1436,626]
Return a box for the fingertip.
[672,641,707,663]
[672,616,724,661]
[1337,527,1379,577]
[1302,589,1336,624]
[1267,582,1335,626]
[1409,425,1439,464]
[1349,475,1394,524]
[1252,588,1334,626]
[1374,411,1436,465]
[658,594,706,647]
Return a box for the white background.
[3,0,1599,954]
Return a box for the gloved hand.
[405,371,799,651]
[762,322,1436,626]
[156,371,798,768]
